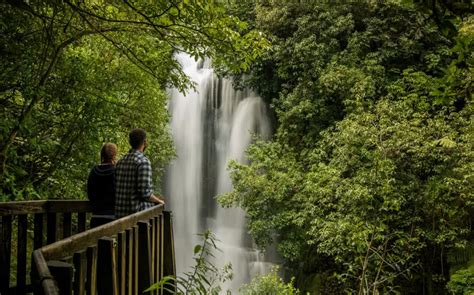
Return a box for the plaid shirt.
[114,149,154,218]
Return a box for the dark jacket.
[87,164,115,215]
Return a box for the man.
[115,128,165,218]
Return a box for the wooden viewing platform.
[0,200,176,294]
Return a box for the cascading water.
[165,53,273,291]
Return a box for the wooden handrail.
[0,200,92,216]
[31,204,175,294]
[0,200,176,294]
[41,204,163,261]
[0,200,94,294]
[32,250,58,294]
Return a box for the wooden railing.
[0,200,176,295]
[0,200,93,294]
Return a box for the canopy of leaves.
[0,0,267,200]
[220,1,473,293]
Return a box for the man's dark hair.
[129,128,147,149]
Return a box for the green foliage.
[240,266,300,295]
[447,266,474,295]
[0,0,267,200]
[220,2,473,293]
[145,230,233,295]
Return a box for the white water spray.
[165,53,273,291]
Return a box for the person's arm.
[137,159,165,205]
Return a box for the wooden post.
[155,216,161,288]
[0,215,12,294]
[125,228,133,295]
[162,211,176,294]
[138,221,152,294]
[17,214,28,293]
[78,212,86,233]
[63,212,72,238]
[47,213,57,244]
[150,217,156,288]
[117,231,126,295]
[158,214,164,295]
[34,213,44,249]
[97,237,118,295]
[133,225,139,295]
[73,250,86,295]
[86,246,97,295]
[47,260,74,295]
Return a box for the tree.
[0,0,268,199]
[220,1,473,293]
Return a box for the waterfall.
[165,53,273,291]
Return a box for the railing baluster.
[86,245,97,295]
[163,211,176,295]
[34,213,44,249]
[73,250,86,295]
[125,228,133,295]
[154,216,160,291]
[138,221,152,293]
[63,212,72,238]
[77,212,86,233]
[0,215,12,294]
[117,231,126,295]
[133,225,139,295]
[158,214,163,287]
[47,213,57,244]
[153,214,161,294]
[47,260,73,295]
[150,217,156,290]
[17,214,28,293]
[97,237,118,295]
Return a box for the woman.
[87,143,117,225]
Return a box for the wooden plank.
[46,200,93,214]
[153,216,160,288]
[138,221,152,294]
[125,228,133,295]
[97,237,118,295]
[0,215,12,294]
[150,217,156,290]
[73,250,86,295]
[63,212,72,238]
[40,205,164,261]
[48,260,73,295]
[0,200,47,216]
[133,225,139,295]
[47,213,57,244]
[78,212,86,233]
[155,216,161,288]
[86,246,98,295]
[17,214,28,293]
[163,211,176,295]
[0,200,93,216]
[34,213,44,249]
[158,214,163,285]
[32,250,60,295]
[117,231,126,295]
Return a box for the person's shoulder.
[89,164,101,174]
[136,153,151,165]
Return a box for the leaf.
[194,244,202,254]
[437,137,457,148]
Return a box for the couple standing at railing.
[87,128,166,227]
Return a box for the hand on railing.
[149,194,165,206]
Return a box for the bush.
[240,266,300,295]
